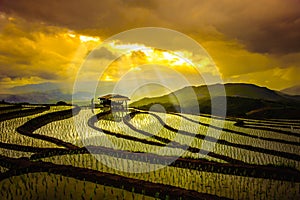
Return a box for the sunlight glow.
[79,35,100,43]
[95,41,204,83]
[102,75,114,81]
[106,41,195,68]
[68,33,76,38]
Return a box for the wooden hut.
[98,94,130,111]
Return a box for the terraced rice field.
[0,104,299,199]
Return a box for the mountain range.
[1,82,109,104]
[281,85,300,96]
[1,83,300,118]
[130,83,300,119]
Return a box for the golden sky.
[0,0,300,94]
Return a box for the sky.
[0,0,300,96]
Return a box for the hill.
[0,90,71,104]
[130,83,300,119]
[281,85,300,95]
[10,82,61,93]
[0,90,93,104]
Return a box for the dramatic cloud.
[2,0,299,54]
[0,0,299,92]
[201,39,278,77]
[0,14,101,92]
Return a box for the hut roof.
[98,94,130,101]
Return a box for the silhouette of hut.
[98,94,130,111]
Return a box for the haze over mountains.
[0,82,92,104]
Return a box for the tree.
[56,101,68,106]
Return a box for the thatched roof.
[98,94,130,101]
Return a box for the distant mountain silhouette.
[0,90,93,104]
[281,85,300,95]
[10,82,61,93]
[130,83,300,119]
[0,90,70,104]
[0,82,95,104]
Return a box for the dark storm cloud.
[213,1,300,54]
[153,0,300,54]
[0,0,162,35]
[245,16,300,53]
[1,0,300,54]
